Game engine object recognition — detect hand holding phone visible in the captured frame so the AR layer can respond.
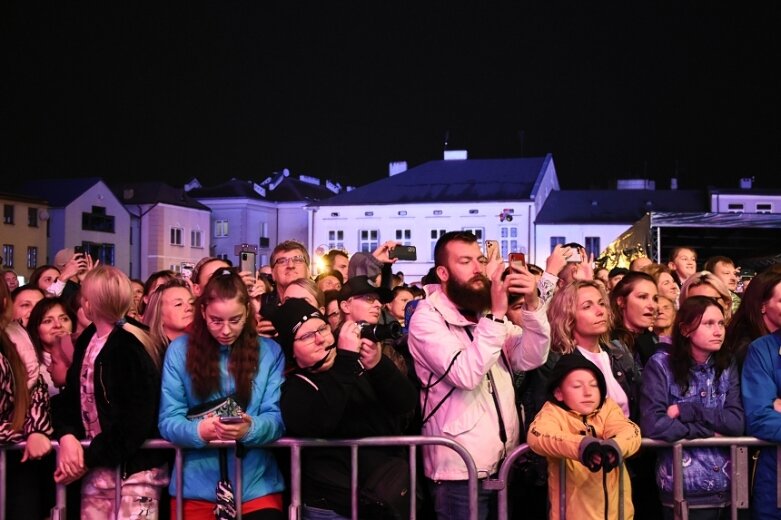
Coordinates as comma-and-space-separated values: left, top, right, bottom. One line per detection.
509, 252, 526, 271
219, 416, 244, 424
388, 246, 417, 261
484, 240, 500, 262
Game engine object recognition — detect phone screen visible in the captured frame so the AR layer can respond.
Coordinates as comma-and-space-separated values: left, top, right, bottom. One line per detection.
509, 252, 526, 271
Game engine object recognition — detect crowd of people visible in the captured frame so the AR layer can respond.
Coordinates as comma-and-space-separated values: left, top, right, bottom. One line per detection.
1, 236, 781, 520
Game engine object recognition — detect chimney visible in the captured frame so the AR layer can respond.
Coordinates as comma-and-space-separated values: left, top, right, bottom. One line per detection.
670, 178, 678, 190
740, 177, 754, 189
389, 161, 408, 176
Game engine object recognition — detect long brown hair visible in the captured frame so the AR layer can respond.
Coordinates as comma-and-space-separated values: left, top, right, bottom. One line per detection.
187, 269, 259, 406
670, 296, 730, 393
0, 280, 29, 431
724, 266, 781, 364
610, 271, 657, 352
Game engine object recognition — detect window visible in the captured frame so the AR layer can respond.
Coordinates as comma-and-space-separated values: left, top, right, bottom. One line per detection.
757, 203, 772, 214
82, 206, 115, 233
3, 205, 14, 225
191, 229, 203, 248
395, 229, 412, 245
585, 237, 601, 258
499, 226, 519, 259
170, 227, 184, 246
27, 246, 38, 269
2, 244, 13, 268
727, 203, 744, 213
461, 227, 484, 250
215, 220, 229, 238
28, 208, 38, 227
550, 236, 566, 252
430, 229, 446, 261
327, 230, 345, 249
84, 243, 115, 266
358, 229, 379, 253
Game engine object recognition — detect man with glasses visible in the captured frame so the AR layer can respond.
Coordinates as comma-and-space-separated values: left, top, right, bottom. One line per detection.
338, 275, 392, 330
268, 240, 311, 301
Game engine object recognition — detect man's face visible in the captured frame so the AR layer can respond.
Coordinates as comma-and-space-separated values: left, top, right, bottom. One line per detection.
713, 261, 738, 291
332, 254, 349, 281
272, 249, 310, 293
438, 240, 491, 314
340, 293, 382, 324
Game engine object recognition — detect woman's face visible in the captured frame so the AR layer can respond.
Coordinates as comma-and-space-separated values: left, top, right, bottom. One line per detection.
687, 305, 725, 362
36, 268, 60, 292
161, 286, 194, 339
762, 282, 781, 332
282, 285, 320, 311
387, 289, 414, 321
4, 272, 19, 291
13, 288, 44, 327
657, 272, 680, 302
38, 304, 73, 349
292, 318, 335, 372
573, 286, 609, 345
325, 299, 342, 330
202, 296, 247, 345
131, 281, 144, 308
620, 280, 658, 333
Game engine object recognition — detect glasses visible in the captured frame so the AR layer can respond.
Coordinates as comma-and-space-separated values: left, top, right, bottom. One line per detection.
351, 294, 380, 304
273, 255, 307, 268
326, 311, 341, 320
206, 315, 247, 329
294, 324, 332, 344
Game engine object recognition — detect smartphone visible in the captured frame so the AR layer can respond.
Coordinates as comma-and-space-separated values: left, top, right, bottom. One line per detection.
239, 251, 256, 274
567, 251, 583, 263
180, 262, 195, 281
509, 252, 526, 271
484, 240, 500, 262
219, 416, 244, 424
73, 245, 84, 255
389, 246, 417, 261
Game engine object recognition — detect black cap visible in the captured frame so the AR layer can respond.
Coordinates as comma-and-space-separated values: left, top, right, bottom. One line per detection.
546, 354, 607, 411
338, 275, 392, 303
267, 298, 326, 364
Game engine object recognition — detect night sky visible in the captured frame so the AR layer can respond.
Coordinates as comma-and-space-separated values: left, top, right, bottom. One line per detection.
3, 4, 781, 191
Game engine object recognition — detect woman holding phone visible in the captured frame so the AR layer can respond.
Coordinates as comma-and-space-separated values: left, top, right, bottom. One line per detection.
158, 268, 286, 519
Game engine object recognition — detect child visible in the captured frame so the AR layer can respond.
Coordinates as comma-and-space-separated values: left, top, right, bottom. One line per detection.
528, 354, 641, 520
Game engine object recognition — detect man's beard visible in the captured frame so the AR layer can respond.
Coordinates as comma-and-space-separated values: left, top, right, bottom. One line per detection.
446, 274, 492, 314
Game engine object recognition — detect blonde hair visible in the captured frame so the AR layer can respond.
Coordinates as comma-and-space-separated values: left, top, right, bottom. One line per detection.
82, 266, 163, 369
680, 271, 733, 322
142, 278, 192, 351
547, 280, 613, 355
286, 277, 325, 308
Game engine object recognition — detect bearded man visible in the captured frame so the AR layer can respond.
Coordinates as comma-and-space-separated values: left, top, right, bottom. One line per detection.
408, 231, 550, 520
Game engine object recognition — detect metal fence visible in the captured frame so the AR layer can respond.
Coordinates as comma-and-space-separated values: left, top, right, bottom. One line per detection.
0, 435, 478, 520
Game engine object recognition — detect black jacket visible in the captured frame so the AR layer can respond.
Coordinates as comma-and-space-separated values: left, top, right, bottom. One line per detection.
53, 323, 166, 477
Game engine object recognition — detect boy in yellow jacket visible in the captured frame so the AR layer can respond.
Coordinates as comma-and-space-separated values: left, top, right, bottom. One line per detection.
528, 354, 641, 520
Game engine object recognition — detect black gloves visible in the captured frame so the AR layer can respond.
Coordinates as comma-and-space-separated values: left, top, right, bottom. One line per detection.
579, 437, 622, 473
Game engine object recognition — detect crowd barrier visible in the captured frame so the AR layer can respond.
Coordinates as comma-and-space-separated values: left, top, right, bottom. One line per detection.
0, 435, 478, 520
1, 435, 777, 520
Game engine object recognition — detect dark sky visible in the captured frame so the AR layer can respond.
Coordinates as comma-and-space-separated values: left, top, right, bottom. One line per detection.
3, 4, 781, 191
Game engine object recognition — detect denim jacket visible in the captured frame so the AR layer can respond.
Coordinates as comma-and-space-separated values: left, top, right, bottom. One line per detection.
639, 350, 744, 507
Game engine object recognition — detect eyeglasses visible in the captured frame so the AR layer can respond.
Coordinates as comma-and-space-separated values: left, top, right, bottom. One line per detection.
206, 315, 247, 329
326, 311, 341, 320
273, 255, 307, 268
294, 324, 332, 344
351, 294, 380, 304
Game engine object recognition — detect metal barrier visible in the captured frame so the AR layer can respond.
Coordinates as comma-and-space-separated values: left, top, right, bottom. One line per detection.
488, 437, 775, 520
1, 435, 478, 520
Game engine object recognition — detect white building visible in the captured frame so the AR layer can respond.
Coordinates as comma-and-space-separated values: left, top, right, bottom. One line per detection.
16, 178, 132, 273
308, 153, 559, 280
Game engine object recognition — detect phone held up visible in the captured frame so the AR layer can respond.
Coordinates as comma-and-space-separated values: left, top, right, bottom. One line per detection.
484, 240, 500, 262
509, 252, 526, 271
389, 246, 417, 261
240, 251, 256, 274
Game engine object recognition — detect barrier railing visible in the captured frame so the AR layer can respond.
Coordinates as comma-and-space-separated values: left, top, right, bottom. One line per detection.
1, 435, 478, 520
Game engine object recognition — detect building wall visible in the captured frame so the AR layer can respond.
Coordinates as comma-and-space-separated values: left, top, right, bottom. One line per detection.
311, 201, 536, 282
710, 193, 780, 214
535, 223, 630, 262
58, 182, 132, 274
276, 203, 310, 250
140, 203, 211, 280
0, 196, 49, 280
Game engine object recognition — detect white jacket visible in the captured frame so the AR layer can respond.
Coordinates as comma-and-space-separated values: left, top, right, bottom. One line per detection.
408, 284, 550, 480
